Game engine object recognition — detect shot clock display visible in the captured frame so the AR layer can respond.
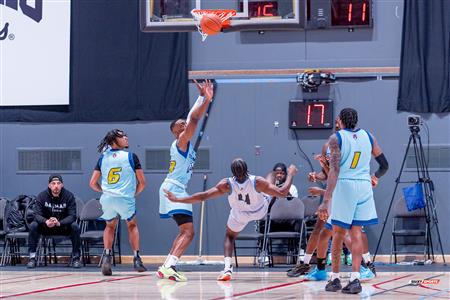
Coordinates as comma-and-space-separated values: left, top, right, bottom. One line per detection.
241, 1, 279, 18
331, 0, 371, 26
289, 100, 334, 129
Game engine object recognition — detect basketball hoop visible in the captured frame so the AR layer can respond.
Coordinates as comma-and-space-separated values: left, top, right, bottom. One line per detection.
191, 9, 236, 41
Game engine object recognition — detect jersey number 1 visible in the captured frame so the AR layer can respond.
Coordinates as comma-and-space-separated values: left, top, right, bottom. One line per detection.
108, 167, 122, 184
350, 151, 361, 169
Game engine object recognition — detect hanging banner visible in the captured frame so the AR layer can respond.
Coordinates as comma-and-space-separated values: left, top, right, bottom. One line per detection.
0, 0, 71, 106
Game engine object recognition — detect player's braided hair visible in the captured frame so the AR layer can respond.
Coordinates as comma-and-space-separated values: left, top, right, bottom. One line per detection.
339, 108, 358, 129
97, 129, 124, 153
231, 158, 249, 180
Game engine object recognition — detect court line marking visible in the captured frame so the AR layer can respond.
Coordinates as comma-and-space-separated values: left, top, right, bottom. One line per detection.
418, 288, 450, 300
370, 273, 447, 298
209, 279, 305, 300
0, 274, 149, 299
0, 274, 71, 285
0, 274, 57, 282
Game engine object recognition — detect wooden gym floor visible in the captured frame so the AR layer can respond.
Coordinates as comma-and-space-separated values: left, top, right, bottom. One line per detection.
0, 264, 449, 299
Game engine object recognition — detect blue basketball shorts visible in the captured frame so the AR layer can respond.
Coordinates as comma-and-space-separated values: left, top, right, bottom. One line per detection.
159, 179, 193, 218
330, 179, 378, 229
99, 194, 136, 221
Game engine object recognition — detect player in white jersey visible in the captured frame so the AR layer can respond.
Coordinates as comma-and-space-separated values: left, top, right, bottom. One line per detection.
165, 158, 298, 281
318, 108, 388, 294
89, 129, 147, 276
157, 79, 214, 282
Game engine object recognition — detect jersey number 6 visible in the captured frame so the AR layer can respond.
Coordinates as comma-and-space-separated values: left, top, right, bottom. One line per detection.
108, 167, 122, 184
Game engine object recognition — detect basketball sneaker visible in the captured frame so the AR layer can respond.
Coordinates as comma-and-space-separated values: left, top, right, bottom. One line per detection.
325, 278, 342, 292
133, 256, 147, 272
304, 267, 327, 281
342, 278, 362, 294
101, 254, 112, 276
345, 253, 352, 266
360, 266, 375, 282
366, 261, 377, 276
217, 269, 233, 281
156, 266, 187, 282
287, 263, 311, 277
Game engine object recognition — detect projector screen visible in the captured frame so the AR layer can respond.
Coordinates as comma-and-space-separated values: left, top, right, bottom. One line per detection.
0, 0, 71, 106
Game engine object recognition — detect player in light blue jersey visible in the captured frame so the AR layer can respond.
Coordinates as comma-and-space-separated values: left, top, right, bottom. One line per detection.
318, 108, 388, 294
89, 129, 147, 276
157, 79, 214, 282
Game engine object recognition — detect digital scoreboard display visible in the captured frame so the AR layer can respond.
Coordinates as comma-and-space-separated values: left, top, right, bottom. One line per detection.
289, 100, 334, 129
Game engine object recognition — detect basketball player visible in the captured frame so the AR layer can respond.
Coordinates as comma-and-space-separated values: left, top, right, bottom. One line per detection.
157, 79, 214, 282
164, 158, 298, 281
318, 108, 388, 294
89, 129, 147, 276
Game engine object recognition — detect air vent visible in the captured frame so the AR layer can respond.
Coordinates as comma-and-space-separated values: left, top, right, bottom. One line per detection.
406, 145, 450, 170
145, 148, 210, 172
18, 148, 81, 172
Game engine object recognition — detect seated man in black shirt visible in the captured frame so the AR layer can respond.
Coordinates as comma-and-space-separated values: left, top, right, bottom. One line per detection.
27, 174, 81, 268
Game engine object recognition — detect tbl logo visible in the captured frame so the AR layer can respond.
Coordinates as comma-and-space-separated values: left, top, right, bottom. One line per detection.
0, 0, 43, 41
0, 22, 9, 40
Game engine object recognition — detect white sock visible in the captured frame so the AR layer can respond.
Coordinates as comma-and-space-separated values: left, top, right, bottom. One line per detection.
350, 272, 361, 281
303, 254, 312, 265
163, 255, 179, 268
104, 249, 112, 255
224, 257, 233, 271
362, 252, 371, 263
30, 252, 36, 259
331, 272, 340, 280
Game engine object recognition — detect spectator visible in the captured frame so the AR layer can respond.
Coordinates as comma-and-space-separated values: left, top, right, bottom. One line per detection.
27, 174, 81, 268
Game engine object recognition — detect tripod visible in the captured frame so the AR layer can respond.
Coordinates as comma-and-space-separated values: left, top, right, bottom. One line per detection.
373, 125, 446, 264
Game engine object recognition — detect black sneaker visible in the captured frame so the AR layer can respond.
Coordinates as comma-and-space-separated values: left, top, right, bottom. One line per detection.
342, 278, 362, 294
27, 258, 36, 269
72, 257, 82, 269
287, 263, 311, 277
325, 278, 342, 292
133, 256, 147, 272
101, 254, 112, 276
366, 262, 377, 276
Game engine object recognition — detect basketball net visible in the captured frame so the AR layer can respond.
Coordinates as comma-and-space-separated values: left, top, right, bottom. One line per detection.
191, 9, 236, 41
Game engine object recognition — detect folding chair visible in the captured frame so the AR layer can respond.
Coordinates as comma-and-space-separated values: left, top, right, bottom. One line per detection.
390, 196, 427, 263
80, 198, 120, 266
266, 197, 306, 267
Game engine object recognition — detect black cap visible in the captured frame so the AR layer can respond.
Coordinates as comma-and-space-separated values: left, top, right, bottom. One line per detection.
48, 174, 63, 183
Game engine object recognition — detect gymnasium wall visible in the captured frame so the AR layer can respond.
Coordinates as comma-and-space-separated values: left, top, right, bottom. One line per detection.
0, 0, 449, 256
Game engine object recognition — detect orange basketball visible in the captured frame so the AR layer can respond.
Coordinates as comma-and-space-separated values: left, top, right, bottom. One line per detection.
200, 14, 222, 35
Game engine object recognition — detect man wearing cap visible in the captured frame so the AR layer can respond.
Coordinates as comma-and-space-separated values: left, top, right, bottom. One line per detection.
27, 174, 81, 268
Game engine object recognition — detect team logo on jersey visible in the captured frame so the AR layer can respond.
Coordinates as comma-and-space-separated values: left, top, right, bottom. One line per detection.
353, 134, 358, 140
112, 153, 117, 158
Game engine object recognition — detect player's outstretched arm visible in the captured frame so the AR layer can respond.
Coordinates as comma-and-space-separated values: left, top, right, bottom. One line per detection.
256, 165, 298, 198
165, 178, 230, 204
369, 133, 389, 187
178, 79, 214, 147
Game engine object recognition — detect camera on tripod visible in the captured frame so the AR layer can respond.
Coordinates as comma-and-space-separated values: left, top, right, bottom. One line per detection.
407, 115, 422, 127
297, 69, 336, 92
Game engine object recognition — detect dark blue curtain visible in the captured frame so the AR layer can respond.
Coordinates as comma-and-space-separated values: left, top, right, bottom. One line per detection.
397, 0, 450, 113
0, 0, 189, 122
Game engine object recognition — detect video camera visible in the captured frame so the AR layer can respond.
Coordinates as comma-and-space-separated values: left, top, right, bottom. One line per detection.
297, 69, 336, 92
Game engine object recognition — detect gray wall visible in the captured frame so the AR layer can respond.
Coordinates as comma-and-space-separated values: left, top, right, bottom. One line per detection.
1, 0, 449, 256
